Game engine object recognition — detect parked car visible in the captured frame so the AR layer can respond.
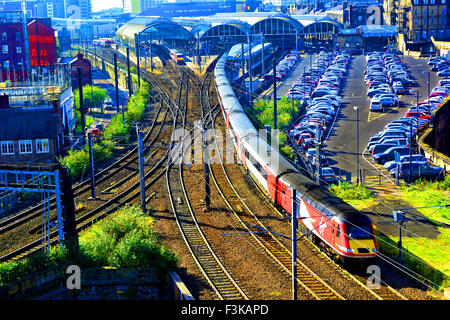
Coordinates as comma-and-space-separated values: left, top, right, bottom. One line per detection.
384, 154, 427, 171
373, 146, 410, 164
394, 163, 444, 183
321, 167, 339, 185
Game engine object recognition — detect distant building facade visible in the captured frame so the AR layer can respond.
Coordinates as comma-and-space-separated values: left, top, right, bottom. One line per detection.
384, 0, 449, 43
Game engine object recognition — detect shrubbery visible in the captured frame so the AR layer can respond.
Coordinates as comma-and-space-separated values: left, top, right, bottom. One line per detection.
0, 205, 178, 285
59, 82, 150, 179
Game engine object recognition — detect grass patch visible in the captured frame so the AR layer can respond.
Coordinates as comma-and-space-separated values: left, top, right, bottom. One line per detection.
328, 181, 375, 201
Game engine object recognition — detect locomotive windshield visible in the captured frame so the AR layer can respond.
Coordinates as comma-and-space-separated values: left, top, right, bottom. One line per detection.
346, 224, 373, 239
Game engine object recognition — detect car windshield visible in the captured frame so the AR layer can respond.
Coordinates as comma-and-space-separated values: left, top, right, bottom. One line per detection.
346, 224, 373, 240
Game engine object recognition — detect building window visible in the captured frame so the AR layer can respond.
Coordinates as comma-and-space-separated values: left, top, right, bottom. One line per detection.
430, 0, 435, 3
16, 46, 21, 54
1, 32, 6, 41
424, 18, 427, 24
36, 139, 49, 153
1, 141, 14, 155
431, 29, 437, 38
2, 45, 8, 54
19, 140, 32, 154
423, 0, 428, 4
414, 9, 418, 15
430, 8, 434, 15
430, 17, 435, 24
15, 31, 21, 41
3, 61, 9, 68
442, 0, 446, 4
413, 0, 419, 4
442, 8, 446, 14
414, 19, 419, 25
424, 9, 427, 15
422, 30, 427, 40
415, 31, 420, 40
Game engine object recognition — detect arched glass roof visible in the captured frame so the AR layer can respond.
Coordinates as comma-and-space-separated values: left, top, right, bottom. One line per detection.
200, 21, 250, 41
116, 16, 195, 42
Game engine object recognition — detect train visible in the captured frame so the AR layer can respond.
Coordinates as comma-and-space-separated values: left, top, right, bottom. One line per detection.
214, 52, 378, 264
93, 38, 114, 47
170, 49, 185, 65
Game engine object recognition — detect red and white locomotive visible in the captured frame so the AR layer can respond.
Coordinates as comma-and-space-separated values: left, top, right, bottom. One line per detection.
214, 53, 378, 263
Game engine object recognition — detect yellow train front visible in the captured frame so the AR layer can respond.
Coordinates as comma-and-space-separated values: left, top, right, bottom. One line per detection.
170, 49, 185, 65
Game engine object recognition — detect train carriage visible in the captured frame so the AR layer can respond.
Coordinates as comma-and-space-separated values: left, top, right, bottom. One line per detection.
214, 52, 378, 263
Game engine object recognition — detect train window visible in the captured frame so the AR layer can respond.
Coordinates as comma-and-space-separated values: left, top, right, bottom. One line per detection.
336, 225, 340, 238
346, 224, 372, 239
244, 148, 250, 161
282, 188, 285, 195
253, 158, 268, 179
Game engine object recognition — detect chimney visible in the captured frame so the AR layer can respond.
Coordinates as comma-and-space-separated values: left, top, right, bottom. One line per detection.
0, 94, 9, 109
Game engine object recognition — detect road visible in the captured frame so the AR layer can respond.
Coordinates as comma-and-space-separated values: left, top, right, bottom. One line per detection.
325, 54, 442, 179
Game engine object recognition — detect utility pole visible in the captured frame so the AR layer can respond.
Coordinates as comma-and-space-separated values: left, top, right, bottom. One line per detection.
114, 53, 120, 114
135, 33, 141, 89
77, 68, 86, 145
248, 34, 253, 106
88, 132, 95, 199
126, 47, 132, 98
137, 125, 146, 213
150, 33, 153, 72
261, 33, 265, 76
291, 189, 298, 301
353, 106, 359, 185
241, 42, 246, 79
316, 125, 322, 185
59, 165, 78, 257
273, 59, 277, 130
203, 129, 211, 211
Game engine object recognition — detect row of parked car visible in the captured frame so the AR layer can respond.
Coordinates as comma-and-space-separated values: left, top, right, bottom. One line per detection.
365, 52, 413, 112
263, 49, 302, 82
288, 50, 352, 185
366, 70, 449, 183
429, 55, 450, 76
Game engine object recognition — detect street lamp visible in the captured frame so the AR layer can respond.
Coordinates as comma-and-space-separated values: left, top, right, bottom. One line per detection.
422, 71, 430, 98
353, 106, 360, 185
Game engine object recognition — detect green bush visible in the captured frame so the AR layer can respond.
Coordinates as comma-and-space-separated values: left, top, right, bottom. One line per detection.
73, 85, 109, 110
79, 204, 178, 270
0, 205, 178, 285
58, 149, 90, 179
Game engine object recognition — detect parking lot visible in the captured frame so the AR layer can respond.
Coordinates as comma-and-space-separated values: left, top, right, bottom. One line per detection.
325, 54, 443, 180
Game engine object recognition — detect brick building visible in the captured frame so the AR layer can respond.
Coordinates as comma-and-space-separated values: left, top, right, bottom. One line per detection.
28, 20, 57, 68
0, 11, 58, 83
0, 99, 65, 164
0, 11, 28, 82
70, 53, 92, 90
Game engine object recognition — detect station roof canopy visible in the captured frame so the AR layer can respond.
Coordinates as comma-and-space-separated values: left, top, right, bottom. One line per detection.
357, 25, 397, 37
116, 16, 195, 41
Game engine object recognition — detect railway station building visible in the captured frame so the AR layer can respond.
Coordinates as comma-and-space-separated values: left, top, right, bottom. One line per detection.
114, 12, 343, 56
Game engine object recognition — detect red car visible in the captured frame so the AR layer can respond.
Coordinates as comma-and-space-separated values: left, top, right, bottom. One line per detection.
91, 128, 101, 136
406, 111, 431, 119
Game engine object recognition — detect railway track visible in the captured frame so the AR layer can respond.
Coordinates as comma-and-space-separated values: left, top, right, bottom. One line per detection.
0, 64, 186, 262
166, 69, 249, 300
197, 59, 409, 300
0, 99, 167, 234
199, 71, 344, 300
244, 147, 409, 300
